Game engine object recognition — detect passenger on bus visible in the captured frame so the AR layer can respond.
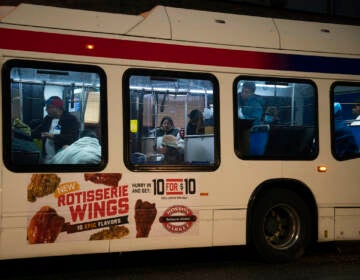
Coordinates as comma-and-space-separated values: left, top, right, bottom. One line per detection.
31, 96, 80, 163
264, 106, 280, 124
11, 118, 41, 164
204, 104, 214, 126
159, 134, 184, 164
238, 81, 264, 124
47, 129, 101, 164
350, 102, 360, 126
187, 109, 205, 135
333, 102, 358, 158
153, 116, 184, 149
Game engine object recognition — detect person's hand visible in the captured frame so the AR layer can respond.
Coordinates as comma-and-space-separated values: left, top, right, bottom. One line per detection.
41, 132, 54, 139
157, 146, 166, 154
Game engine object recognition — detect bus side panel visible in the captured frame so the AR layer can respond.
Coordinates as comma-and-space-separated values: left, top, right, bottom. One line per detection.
110, 210, 214, 252
213, 209, 246, 246
318, 207, 335, 241
1, 228, 109, 259
335, 208, 360, 240
0, 171, 111, 259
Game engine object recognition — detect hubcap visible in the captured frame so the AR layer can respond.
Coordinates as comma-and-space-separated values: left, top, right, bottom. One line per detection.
263, 203, 300, 250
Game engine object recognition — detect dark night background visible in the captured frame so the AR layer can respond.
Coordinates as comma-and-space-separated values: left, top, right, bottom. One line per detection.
1, 0, 360, 24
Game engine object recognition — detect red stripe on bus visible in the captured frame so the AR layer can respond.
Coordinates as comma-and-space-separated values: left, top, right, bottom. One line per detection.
0, 27, 274, 69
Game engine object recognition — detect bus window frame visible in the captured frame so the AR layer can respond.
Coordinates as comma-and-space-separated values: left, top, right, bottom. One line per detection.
1, 59, 108, 172
330, 81, 360, 161
233, 76, 319, 160
122, 68, 221, 172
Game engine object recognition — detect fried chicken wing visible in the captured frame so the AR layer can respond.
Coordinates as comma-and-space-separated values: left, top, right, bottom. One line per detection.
27, 206, 65, 244
84, 173, 122, 186
27, 174, 61, 202
134, 199, 157, 238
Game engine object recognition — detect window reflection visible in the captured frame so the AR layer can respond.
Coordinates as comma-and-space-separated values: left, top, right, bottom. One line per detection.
235, 79, 318, 159
8, 62, 104, 167
126, 72, 218, 168
332, 84, 360, 160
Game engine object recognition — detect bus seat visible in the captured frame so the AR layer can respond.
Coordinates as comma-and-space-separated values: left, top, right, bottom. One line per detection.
249, 125, 269, 156
11, 135, 41, 164
131, 152, 147, 164
12, 151, 40, 165
299, 126, 316, 154
184, 135, 214, 164
264, 126, 313, 157
350, 125, 360, 147
84, 123, 100, 138
141, 137, 156, 154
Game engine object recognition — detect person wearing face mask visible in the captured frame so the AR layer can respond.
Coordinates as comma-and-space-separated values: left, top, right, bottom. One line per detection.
264, 106, 280, 124
31, 96, 80, 163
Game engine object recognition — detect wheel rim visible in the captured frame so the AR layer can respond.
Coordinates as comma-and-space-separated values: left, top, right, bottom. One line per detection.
263, 203, 300, 250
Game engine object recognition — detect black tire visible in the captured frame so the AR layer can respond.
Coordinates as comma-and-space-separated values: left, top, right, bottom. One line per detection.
249, 188, 312, 263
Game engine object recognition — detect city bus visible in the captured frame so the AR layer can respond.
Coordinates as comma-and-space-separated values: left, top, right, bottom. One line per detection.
0, 3, 359, 263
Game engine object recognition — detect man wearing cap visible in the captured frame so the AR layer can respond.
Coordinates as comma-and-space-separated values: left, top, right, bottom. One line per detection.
32, 96, 80, 163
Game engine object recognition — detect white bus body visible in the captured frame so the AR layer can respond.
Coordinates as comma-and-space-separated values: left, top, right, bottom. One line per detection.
0, 3, 359, 262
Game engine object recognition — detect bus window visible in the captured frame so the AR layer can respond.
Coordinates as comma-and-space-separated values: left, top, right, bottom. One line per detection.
331, 83, 360, 160
2, 60, 107, 172
123, 69, 220, 171
234, 78, 318, 160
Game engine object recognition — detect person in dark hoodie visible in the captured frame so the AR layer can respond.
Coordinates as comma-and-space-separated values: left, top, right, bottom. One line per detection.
32, 96, 80, 163
186, 109, 205, 135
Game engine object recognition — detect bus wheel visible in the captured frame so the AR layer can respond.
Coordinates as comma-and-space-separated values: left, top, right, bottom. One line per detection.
250, 188, 312, 263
